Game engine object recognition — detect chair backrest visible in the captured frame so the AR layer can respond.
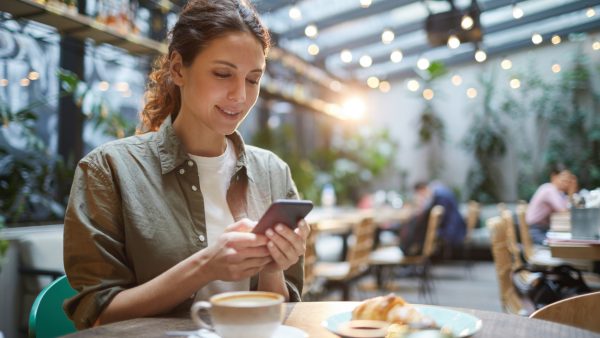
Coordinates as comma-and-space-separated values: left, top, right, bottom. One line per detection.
516, 203, 534, 261
487, 216, 532, 316
29, 275, 77, 338
530, 291, 600, 333
422, 205, 444, 258
346, 217, 376, 278
464, 201, 480, 242
302, 224, 319, 295
500, 209, 526, 268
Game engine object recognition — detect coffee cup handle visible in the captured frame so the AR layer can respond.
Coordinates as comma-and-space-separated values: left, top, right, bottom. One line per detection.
191, 301, 213, 330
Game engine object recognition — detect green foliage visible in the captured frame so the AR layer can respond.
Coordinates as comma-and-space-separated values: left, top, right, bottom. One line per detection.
0, 70, 136, 224
543, 54, 600, 189
499, 51, 600, 198
462, 71, 507, 203
252, 123, 399, 205
312, 128, 398, 204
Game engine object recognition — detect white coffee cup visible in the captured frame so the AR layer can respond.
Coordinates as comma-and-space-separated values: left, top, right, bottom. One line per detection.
190, 291, 284, 338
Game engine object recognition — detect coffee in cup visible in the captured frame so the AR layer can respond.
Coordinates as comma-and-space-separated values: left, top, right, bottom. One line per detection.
191, 291, 284, 338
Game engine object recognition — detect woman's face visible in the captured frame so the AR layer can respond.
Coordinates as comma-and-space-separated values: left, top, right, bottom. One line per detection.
173, 31, 265, 136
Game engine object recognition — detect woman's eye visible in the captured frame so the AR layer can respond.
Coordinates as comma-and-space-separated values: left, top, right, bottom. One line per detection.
247, 78, 260, 85
213, 72, 230, 78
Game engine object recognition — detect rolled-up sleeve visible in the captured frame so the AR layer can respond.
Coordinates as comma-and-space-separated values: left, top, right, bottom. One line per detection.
63, 152, 134, 329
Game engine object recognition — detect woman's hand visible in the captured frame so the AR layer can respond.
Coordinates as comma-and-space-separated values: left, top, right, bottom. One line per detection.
199, 218, 272, 281
262, 219, 311, 272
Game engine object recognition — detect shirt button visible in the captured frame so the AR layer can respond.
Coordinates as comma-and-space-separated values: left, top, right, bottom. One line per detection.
188, 160, 194, 167
179, 168, 185, 175
198, 234, 205, 242
192, 185, 198, 191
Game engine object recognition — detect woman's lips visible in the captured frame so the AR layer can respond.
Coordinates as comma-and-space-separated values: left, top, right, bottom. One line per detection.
216, 105, 241, 116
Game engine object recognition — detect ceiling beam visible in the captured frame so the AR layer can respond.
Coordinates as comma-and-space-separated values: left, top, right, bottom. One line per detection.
254, 0, 290, 14
312, 0, 531, 62
278, 0, 420, 40
382, 16, 600, 81
342, 0, 598, 71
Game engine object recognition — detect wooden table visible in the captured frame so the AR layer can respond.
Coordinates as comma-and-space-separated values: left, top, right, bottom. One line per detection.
549, 240, 600, 260
63, 301, 599, 338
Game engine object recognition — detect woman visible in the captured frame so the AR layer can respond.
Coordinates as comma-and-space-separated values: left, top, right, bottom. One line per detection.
526, 164, 576, 244
63, 0, 309, 329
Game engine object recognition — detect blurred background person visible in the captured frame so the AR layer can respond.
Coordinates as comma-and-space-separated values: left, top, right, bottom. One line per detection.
401, 181, 466, 257
526, 163, 577, 244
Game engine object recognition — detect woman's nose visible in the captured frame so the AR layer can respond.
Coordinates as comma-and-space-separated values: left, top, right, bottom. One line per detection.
227, 79, 246, 103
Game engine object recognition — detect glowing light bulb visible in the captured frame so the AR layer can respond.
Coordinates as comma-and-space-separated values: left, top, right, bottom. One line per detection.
510, 78, 521, 89
513, 4, 524, 19
423, 88, 434, 100
307, 43, 319, 55
417, 57, 430, 70
305, 24, 318, 38
340, 49, 353, 63
551, 35, 561, 45
390, 50, 403, 63
451, 75, 462, 86
381, 29, 395, 44
501, 58, 512, 70
532, 33, 543, 45
466, 87, 477, 98
367, 76, 380, 89
475, 49, 487, 62
359, 55, 373, 68
407, 79, 420, 92
551, 64, 561, 73
447, 34, 461, 49
288, 5, 301, 20
379, 81, 391, 93
461, 15, 474, 30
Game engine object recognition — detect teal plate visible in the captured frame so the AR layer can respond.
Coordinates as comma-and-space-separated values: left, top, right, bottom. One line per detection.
322, 305, 482, 338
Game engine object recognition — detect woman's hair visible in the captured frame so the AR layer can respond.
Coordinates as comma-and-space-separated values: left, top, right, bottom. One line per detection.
139, 0, 271, 132
549, 163, 569, 176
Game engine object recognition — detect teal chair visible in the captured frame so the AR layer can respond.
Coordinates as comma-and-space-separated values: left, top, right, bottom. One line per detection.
29, 275, 77, 338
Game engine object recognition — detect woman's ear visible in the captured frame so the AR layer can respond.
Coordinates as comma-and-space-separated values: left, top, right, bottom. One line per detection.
170, 51, 184, 87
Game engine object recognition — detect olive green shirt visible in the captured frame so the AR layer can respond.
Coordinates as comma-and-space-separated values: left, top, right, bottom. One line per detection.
63, 117, 304, 329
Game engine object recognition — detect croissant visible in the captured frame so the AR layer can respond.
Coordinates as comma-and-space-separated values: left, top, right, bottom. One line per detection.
352, 294, 436, 329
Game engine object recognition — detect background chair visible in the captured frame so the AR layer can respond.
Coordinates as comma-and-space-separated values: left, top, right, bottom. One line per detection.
301, 225, 321, 300
29, 275, 76, 338
369, 205, 444, 302
487, 216, 534, 316
462, 200, 480, 271
530, 290, 600, 333
313, 217, 376, 300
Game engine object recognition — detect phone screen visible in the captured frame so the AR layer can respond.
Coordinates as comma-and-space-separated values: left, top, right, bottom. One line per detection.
252, 199, 313, 234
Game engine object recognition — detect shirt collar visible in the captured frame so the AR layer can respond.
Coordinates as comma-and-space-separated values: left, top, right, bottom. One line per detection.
156, 115, 253, 181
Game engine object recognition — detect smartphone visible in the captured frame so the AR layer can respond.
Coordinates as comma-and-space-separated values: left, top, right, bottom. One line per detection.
252, 199, 313, 234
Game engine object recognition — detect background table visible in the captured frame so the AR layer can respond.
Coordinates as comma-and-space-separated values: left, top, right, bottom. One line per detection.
64, 301, 599, 338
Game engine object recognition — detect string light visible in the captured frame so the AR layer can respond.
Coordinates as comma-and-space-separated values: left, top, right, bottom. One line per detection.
340, 50, 353, 63
586, 8, 596, 18
551, 35, 561, 45
501, 58, 512, 70
115, 81, 129, 92
360, 0, 372, 8
510, 78, 521, 89
304, 24, 318, 38
422, 88, 434, 100
367, 76, 380, 89
390, 50, 403, 63
0, 79, 8, 86
592, 41, 600, 50
359, 55, 373, 68
475, 49, 487, 62
288, 5, 302, 20
551, 64, 561, 73
307, 43, 320, 56
451, 75, 462, 86
512, 4, 524, 19
381, 29, 395, 44
461, 15, 474, 30
98, 81, 110, 91
379, 81, 391, 93
466, 87, 477, 98
417, 57, 430, 70
447, 34, 461, 49
407, 79, 420, 92
28, 71, 40, 80
20, 78, 30, 87
532, 33, 543, 45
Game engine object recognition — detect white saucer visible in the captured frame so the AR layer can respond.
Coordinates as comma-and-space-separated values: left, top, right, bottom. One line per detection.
195, 325, 307, 338
273, 325, 309, 338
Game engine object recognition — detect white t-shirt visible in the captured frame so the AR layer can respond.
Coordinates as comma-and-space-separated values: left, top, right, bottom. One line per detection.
189, 138, 249, 300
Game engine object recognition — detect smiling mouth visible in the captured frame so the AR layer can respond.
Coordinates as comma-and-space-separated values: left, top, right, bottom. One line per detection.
216, 105, 241, 116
